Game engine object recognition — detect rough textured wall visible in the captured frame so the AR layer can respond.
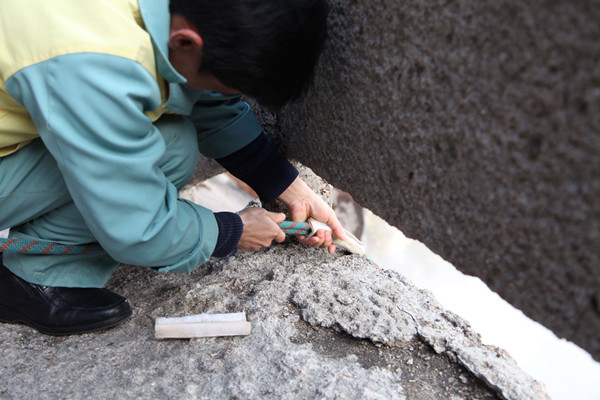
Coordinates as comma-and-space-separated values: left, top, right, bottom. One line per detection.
264, 0, 600, 358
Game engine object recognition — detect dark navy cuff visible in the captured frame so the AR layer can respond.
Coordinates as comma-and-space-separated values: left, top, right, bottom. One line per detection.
215, 133, 299, 202
212, 212, 243, 257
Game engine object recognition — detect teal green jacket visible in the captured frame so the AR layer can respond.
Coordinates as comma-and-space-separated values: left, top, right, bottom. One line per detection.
0, 0, 268, 272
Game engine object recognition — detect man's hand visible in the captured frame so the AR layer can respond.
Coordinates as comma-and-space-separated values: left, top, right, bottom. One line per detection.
278, 177, 346, 254
237, 208, 286, 251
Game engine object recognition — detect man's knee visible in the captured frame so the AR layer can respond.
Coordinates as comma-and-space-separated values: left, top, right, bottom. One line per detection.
154, 115, 199, 189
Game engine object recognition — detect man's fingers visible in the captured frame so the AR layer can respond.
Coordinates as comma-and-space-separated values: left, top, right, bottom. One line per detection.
327, 214, 346, 241
324, 230, 332, 245
309, 233, 325, 248
265, 211, 286, 243
237, 208, 287, 252
267, 212, 286, 224
296, 235, 313, 246
275, 229, 286, 243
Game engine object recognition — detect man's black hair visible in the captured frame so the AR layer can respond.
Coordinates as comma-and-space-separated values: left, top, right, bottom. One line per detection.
170, 0, 329, 108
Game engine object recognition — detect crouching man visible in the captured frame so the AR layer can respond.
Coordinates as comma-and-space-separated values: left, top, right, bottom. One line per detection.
0, 0, 343, 335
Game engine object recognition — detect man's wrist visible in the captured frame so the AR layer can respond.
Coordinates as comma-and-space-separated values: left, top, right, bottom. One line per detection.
278, 176, 309, 206
212, 212, 244, 257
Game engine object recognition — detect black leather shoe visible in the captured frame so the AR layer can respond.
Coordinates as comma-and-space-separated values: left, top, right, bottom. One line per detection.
0, 256, 132, 335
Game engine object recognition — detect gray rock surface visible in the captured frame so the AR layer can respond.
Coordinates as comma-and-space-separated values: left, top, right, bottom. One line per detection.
240, 0, 600, 359
0, 241, 548, 399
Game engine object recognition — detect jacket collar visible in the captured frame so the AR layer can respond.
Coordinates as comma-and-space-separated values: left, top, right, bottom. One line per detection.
138, 0, 186, 84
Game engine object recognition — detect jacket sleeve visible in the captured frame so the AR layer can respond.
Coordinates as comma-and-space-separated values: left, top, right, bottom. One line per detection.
215, 133, 299, 202
5, 53, 219, 272
187, 91, 298, 202
187, 90, 263, 159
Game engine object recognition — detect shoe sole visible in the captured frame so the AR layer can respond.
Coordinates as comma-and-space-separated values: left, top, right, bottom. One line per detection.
0, 303, 133, 335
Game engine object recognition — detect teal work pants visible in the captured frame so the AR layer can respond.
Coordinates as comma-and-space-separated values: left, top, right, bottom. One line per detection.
0, 115, 199, 288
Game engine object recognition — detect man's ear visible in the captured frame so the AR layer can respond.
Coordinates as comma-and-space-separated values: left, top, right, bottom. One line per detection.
168, 28, 204, 50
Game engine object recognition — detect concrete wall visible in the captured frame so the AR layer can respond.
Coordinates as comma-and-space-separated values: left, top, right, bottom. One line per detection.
263, 0, 600, 359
